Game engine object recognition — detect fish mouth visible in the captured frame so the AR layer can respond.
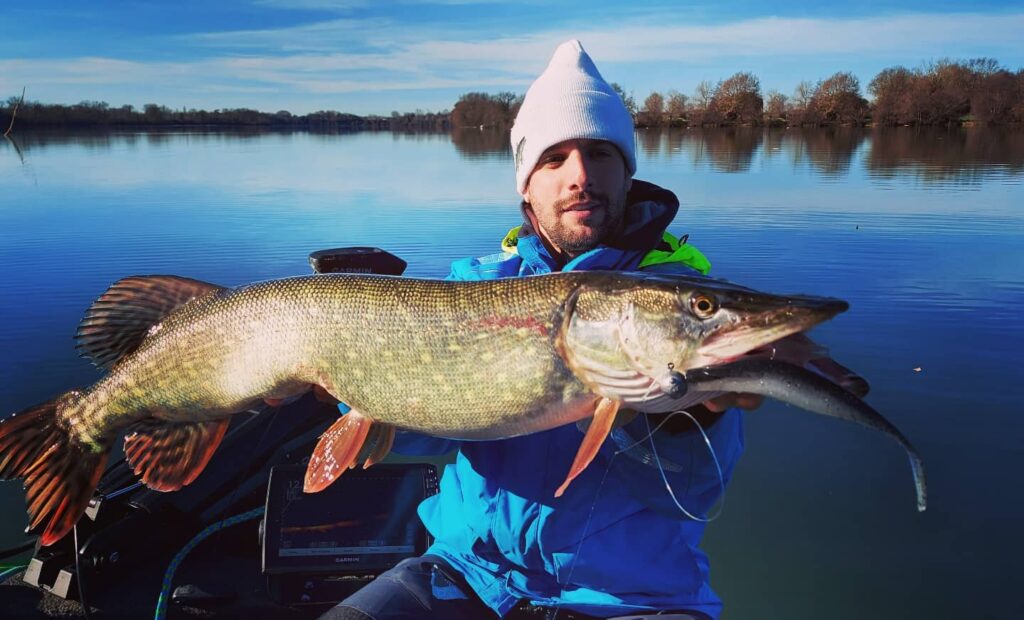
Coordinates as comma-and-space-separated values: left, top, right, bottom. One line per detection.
697, 294, 848, 364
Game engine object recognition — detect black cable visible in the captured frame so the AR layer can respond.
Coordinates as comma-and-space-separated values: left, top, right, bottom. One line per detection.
73, 524, 94, 620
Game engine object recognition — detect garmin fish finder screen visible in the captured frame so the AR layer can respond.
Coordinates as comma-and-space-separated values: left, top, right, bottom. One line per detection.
264, 465, 434, 574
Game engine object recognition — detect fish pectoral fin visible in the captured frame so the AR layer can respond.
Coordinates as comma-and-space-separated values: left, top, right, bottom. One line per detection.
556, 397, 620, 498
355, 423, 395, 469
304, 409, 374, 493
123, 417, 230, 492
575, 406, 637, 433
76, 275, 225, 370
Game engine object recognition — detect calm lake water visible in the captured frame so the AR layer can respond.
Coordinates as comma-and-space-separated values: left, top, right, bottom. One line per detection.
1, 127, 1022, 619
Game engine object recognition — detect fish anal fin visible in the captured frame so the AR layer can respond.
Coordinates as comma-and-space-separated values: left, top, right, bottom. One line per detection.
123, 417, 230, 492
304, 410, 373, 493
556, 397, 620, 497
76, 275, 224, 369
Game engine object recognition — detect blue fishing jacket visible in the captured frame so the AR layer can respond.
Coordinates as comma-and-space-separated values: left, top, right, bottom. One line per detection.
387, 181, 745, 618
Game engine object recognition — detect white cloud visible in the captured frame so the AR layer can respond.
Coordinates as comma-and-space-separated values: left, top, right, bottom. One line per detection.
253, 0, 370, 9
1, 11, 1020, 109
413, 12, 1024, 66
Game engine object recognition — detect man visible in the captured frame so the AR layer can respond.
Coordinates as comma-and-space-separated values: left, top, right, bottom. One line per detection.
320, 40, 758, 620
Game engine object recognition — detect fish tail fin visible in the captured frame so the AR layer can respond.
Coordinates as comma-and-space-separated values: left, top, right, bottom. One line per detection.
0, 394, 108, 546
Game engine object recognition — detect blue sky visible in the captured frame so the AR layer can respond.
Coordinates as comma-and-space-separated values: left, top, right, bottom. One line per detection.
1, 1, 1022, 115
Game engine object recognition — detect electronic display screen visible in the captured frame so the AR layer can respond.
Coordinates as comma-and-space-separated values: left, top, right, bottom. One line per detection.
262, 464, 438, 575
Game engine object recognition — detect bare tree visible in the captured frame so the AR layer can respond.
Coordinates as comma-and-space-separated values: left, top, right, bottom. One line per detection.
710, 72, 763, 124
972, 68, 1018, 123
4, 87, 25, 137
694, 80, 713, 112
665, 89, 687, 125
869, 66, 916, 125
451, 92, 519, 128
765, 89, 788, 124
810, 72, 869, 124
640, 91, 665, 126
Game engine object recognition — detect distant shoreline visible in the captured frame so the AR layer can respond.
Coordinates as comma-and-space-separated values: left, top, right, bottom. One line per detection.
6, 54, 1024, 135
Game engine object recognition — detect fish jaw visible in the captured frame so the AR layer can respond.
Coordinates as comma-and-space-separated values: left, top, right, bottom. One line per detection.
692, 293, 849, 367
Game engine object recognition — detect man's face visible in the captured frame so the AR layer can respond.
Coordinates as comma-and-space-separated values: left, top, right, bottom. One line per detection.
522, 139, 632, 258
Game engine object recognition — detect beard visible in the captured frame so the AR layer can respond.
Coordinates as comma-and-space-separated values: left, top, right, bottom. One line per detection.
539, 188, 628, 256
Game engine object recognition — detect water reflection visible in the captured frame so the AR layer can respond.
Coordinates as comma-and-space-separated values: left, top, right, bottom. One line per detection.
866, 127, 1024, 186
1, 127, 275, 152
4, 126, 1021, 189
693, 128, 763, 173
780, 127, 867, 177
450, 127, 511, 159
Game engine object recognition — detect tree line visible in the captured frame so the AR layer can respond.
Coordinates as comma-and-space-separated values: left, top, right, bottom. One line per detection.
633, 58, 1023, 127
0, 100, 451, 131
448, 58, 1023, 128
6, 58, 1020, 132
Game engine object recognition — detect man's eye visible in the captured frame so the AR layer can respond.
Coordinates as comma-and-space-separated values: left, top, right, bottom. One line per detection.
541, 156, 565, 166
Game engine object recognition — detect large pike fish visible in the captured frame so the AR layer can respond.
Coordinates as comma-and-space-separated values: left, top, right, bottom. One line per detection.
0, 271, 891, 546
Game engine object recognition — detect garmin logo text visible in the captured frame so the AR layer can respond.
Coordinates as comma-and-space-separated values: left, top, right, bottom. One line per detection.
334, 557, 360, 563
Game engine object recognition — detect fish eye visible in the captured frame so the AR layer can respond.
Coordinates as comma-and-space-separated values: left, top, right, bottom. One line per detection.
690, 294, 718, 319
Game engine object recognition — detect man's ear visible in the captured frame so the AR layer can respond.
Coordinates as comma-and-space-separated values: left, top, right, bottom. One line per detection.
519, 183, 530, 201
624, 175, 633, 192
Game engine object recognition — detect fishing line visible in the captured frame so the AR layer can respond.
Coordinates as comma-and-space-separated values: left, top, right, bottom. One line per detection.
558, 436, 618, 620
73, 524, 95, 620
639, 408, 726, 523
624, 375, 727, 523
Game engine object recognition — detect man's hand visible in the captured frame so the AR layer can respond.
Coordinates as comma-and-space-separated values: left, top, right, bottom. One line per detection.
650, 393, 764, 435
702, 393, 764, 413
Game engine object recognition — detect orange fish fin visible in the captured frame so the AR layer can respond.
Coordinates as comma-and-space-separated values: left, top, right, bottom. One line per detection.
76, 275, 225, 369
304, 409, 373, 493
358, 424, 395, 469
123, 417, 230, 492
555, 397, 619, 498
0, 394, 108, 546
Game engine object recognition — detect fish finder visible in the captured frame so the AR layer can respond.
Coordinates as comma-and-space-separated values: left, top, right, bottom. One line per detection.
260, 463, 439, 605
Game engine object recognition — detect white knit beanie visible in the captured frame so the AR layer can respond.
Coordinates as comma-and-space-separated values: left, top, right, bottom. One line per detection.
511, 40, 636, 195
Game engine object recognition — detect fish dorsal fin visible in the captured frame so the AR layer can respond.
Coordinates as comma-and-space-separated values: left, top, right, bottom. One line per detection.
123, 417, 231, 492
76, 275, 224, 369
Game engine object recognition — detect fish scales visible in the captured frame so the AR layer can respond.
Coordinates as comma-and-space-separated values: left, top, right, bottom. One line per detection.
74, 273, 597, 442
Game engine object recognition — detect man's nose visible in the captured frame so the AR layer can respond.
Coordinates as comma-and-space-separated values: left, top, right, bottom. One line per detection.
564, 149, 593, 191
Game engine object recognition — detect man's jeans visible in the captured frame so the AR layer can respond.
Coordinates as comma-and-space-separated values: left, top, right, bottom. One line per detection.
316, 555, 709, 620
